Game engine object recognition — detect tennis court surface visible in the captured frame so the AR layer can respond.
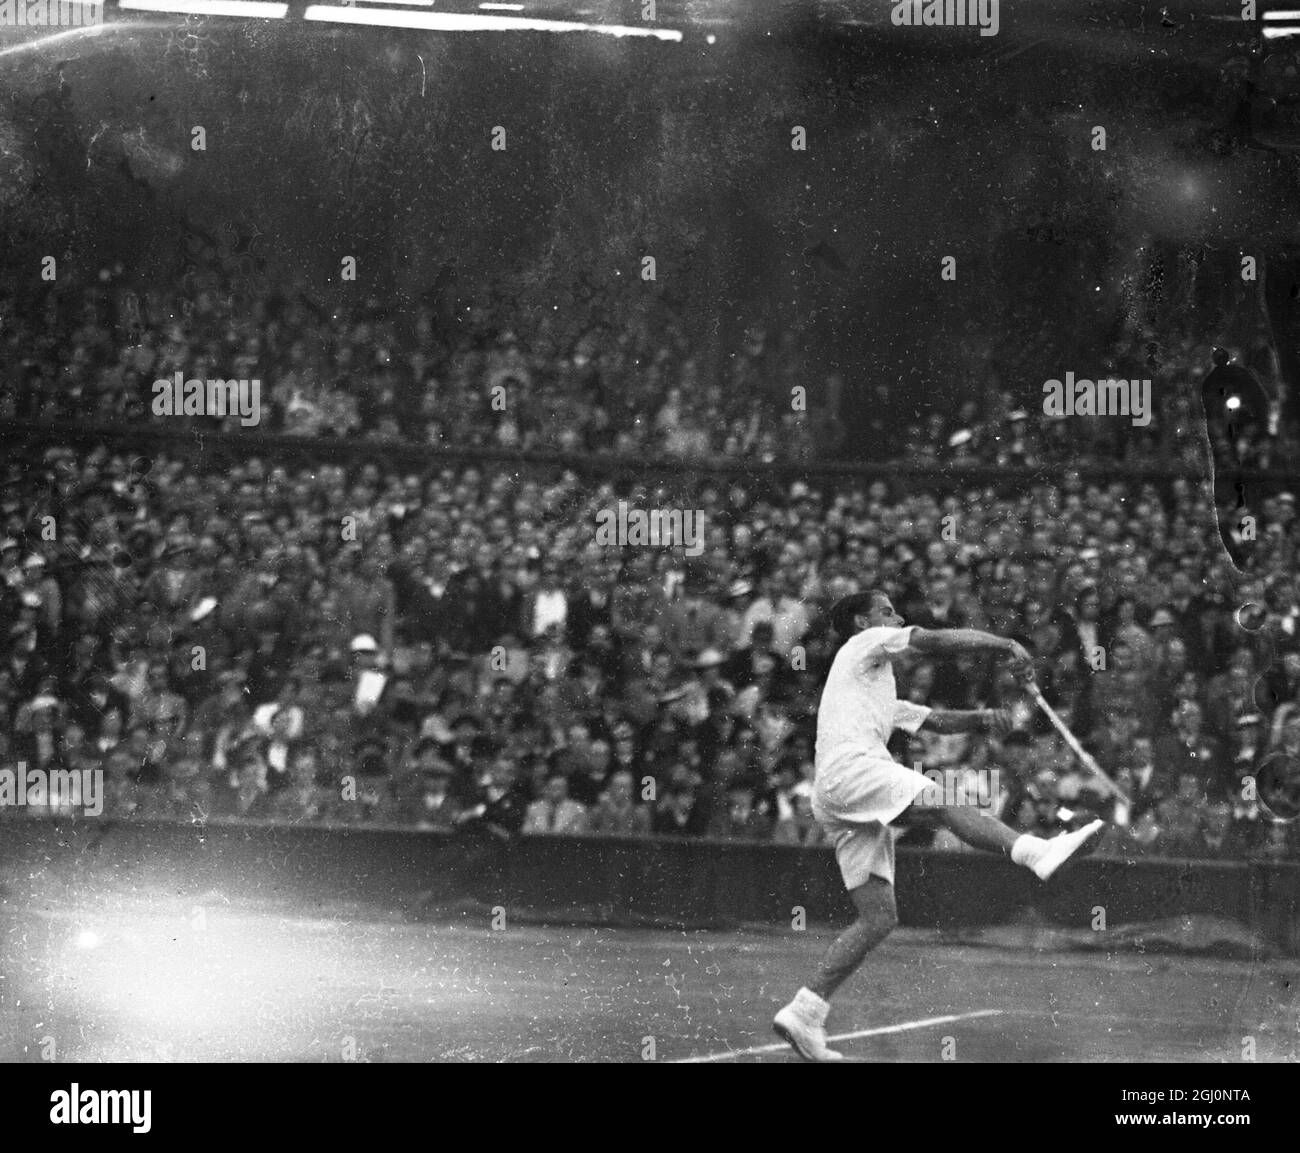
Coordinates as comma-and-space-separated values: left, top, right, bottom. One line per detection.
1, 886, 1295, 1063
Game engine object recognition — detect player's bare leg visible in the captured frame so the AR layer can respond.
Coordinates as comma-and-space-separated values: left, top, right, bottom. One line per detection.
773, 875, 896, 1061
809, 875, 897, 1000
931, 803, 1104, 881
931, 804, 1020, 852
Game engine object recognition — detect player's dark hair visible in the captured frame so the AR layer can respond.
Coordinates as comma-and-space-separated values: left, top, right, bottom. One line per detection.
829, 590, 888, 638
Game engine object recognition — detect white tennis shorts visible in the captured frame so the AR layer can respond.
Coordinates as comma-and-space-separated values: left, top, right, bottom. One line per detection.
812, 755, 931, 890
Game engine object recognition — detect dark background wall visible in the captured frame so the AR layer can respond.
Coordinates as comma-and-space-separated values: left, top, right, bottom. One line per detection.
1, 816, 1295, 953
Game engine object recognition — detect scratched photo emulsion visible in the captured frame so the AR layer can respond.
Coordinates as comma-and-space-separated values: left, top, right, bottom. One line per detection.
0, 0, 1295, 1119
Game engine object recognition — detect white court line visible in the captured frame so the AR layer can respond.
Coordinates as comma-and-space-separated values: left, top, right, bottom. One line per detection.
673, 1008, 1004, 1063
120, 0, 288, 14
303, 5, 682, 38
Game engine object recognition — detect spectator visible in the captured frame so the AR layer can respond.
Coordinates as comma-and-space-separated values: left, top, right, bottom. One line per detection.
588, 770, 651, 836
523, 774, 590, 835
772, 780, 827, 846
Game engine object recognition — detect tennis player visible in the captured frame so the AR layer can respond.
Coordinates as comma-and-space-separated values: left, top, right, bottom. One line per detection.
774, 589, 1103, 1061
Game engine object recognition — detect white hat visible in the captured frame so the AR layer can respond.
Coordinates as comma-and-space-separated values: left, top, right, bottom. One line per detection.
350, 634, 379, 653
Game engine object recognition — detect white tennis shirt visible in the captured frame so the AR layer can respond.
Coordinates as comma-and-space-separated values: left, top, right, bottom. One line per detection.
815, 625, 933, 777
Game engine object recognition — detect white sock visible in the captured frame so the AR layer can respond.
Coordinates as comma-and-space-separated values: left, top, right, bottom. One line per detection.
1010, 833, 1045, 869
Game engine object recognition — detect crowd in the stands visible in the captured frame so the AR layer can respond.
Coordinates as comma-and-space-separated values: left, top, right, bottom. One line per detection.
0, 270, 821, 462
4, 267, 1295, 470
2, 435, 1297, 858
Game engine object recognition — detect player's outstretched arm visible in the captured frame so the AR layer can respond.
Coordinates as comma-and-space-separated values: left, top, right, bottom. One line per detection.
920, 708, 1014, 736
908, 627, 1033, 676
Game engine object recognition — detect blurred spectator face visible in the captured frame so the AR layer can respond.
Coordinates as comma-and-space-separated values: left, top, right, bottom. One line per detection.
1234, 720, 1263, 758
733, 728, 758, 756
909, 664, 936, 697
728, 788, 754, 824
1163, 638, 1188, 672
543, 776, 569, 806
1130, 737, 1154, 767
1174, 701, 1203, 736
1131, 810, 1161, 845
672, 786, 697, 816
667, 763, 697, 791
237, 755, 264, 790
608, 771, 634, 804
714, 750, 742, 784
292, 750, 319, 786
488, 759, 517, 791
1032, 619, 1063, 655
589, 740, 611, 773
1174, 671, 1201, 704
792, 786, 815, 819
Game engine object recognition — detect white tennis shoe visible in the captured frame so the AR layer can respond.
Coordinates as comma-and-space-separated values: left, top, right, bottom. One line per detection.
773, 987, 844, 1062
1018, 819, 1105, 881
